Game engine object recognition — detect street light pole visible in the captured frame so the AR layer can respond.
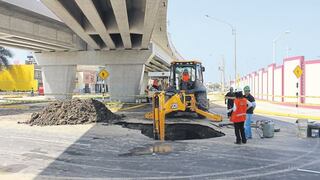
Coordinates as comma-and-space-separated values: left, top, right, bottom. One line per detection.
233, 28, 237, 84
218, 55, 226, 91
272, 30, 290, 64
205, 15, 237, 83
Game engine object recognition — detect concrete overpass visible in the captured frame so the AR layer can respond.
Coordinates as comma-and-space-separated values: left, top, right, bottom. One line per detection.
0, 0, 181, 102
0, 0, 86, 52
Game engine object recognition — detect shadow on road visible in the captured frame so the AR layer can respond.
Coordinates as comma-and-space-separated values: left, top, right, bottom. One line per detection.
33, 104, 320, 179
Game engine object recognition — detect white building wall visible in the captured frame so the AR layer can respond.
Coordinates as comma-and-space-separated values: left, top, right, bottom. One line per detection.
267, 65, 274, 101
263, 71, 268, 100
250, 73, 256, 95
249, 75, 252, 95
305, 61, 320, 104
237, 56, 320, 105
254, 74, 259, 98
274, 67, 283, 102
258, 70, 263, 99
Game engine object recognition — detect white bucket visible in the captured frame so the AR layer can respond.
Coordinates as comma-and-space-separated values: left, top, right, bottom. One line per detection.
297, 119, 308, 138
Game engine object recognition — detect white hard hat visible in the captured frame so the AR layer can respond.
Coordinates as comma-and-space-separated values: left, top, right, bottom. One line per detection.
235, 87, 242, 92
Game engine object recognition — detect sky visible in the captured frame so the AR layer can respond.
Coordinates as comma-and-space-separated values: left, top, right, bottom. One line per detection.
4, 0, 320, 83
167, 0, 320, 83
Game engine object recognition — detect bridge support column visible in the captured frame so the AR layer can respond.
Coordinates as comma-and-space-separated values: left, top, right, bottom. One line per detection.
140, 72, 149, 95
34, 50, 155, 102
106, 64, 145, 102
41, 65, 76, 99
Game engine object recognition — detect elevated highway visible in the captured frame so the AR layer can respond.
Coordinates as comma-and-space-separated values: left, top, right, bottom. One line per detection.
0, 0, 181, 101
0, 0, 85, 52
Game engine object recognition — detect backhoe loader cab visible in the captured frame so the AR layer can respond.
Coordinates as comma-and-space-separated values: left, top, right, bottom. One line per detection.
167, 61, 208, 110
169, 61, 205, 91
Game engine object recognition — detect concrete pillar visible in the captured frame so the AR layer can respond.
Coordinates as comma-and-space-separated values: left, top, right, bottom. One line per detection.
106, 64, 145, 102
33, 48, 169, 102
41, 65, 76, 99
140, 72, 149, 95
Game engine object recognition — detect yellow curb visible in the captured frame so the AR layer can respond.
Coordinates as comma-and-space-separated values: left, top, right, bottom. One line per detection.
0, 105, 29, 109
118, 103, 148, 111
255, 109, 320, 120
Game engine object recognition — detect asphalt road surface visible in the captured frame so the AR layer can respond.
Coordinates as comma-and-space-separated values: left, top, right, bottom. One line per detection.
0, 102, 319, 180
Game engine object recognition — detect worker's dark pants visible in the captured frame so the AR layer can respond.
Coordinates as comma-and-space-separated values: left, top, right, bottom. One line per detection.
234, 122, 246, 143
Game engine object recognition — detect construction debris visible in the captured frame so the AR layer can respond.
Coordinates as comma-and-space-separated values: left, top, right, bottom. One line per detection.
24, 98, 122, 126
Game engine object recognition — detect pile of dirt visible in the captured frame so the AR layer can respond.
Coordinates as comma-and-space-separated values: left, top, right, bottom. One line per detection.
25, 98, 122, 126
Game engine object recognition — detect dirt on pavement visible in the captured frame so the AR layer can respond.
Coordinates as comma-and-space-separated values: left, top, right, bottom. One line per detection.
24, 98, 122, 126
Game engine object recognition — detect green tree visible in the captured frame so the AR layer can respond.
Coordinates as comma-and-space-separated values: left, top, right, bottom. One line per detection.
0, 46, 13, 70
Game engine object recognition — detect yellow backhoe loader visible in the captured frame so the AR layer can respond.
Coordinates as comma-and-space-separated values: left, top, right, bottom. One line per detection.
145, 61, 223, 141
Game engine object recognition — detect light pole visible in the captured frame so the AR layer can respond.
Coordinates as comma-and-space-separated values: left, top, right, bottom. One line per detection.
272, 30, 290, 64
218, 56, 226, 92
205, 15, 237, 83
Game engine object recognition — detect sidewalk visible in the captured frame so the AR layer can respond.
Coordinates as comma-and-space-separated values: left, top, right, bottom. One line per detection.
254, 100, 320, 120
209, 94, 320, 121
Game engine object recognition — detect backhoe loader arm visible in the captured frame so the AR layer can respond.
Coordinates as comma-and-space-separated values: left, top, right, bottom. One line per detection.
146, 92, 222, 141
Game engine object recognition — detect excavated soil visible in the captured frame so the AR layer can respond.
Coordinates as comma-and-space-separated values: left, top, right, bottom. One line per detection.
25, 98, 122, 126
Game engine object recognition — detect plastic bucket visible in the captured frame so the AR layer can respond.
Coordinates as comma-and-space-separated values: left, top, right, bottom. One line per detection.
297, 119, 308, 138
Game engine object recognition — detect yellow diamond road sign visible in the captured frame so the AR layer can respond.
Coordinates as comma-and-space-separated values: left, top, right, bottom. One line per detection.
293, 65, 303, 79
99, 69, 109, 80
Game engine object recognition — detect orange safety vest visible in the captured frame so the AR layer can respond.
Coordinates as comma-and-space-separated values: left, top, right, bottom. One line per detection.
230, 98, 247, 123
182, 73, 190, 82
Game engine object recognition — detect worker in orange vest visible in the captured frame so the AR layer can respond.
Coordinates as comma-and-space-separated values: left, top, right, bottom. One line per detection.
180, 69, 190, 90
182, 69, 190, 82
229, 88, 253, 144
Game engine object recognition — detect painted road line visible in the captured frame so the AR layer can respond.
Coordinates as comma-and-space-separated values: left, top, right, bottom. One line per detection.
296, 168, 320, 174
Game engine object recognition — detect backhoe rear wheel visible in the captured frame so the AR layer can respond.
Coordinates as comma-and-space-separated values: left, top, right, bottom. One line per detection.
196, 92, 209, 119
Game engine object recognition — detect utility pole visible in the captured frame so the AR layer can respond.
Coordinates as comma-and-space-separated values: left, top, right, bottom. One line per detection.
218, 56, 226, 92
233, 28, 237, 84
286, 46, 291, 58
205, 15, 237, 83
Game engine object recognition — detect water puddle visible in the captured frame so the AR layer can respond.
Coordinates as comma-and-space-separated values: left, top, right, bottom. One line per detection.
119, 142, 175, 156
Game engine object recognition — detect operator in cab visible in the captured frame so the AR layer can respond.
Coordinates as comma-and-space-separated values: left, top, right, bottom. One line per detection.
180, 69, 190, 90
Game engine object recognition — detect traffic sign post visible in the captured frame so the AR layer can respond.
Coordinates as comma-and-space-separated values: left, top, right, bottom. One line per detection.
98, 69, 109, 101
293, 65, 303, 108
296, 82, 299, 108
